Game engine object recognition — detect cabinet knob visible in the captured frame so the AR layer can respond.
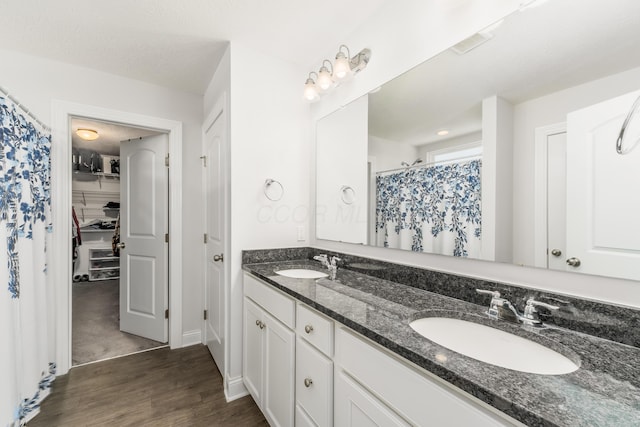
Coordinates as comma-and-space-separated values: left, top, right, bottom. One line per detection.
550, 249, 562, 257
304, 378, 313, 388
259, 321, 265, 330
255, 320, 265, 329
304, 324, 314, 334
213, 253, 224, 262
115, 242, 125, 250
566, 257, 581, 267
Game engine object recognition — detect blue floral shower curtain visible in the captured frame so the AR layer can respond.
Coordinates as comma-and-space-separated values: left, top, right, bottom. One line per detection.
0, 94, 55, 425
375, 159, 482, 257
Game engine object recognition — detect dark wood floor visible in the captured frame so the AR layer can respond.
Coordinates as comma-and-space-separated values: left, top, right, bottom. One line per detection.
29, 345, 267, 426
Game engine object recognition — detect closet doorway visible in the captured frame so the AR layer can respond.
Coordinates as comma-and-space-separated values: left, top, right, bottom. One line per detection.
71, 117, 167, 366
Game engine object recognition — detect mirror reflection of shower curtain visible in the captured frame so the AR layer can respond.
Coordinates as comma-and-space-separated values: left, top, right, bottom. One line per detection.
375, 160, 482, 257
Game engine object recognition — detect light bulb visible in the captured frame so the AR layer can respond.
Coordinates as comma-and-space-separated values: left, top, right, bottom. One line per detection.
303, 78, 319, 102
333, 52, 351, 80
317, 66, 333, 91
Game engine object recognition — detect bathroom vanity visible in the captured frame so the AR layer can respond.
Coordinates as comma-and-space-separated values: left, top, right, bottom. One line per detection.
242, 250, 640, 427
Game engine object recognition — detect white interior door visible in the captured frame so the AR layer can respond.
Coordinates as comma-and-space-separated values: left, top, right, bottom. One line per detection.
204, 107, 226, 373
119, 134, 168, 342
546, 132, 567, 271
566, 89, 640, 280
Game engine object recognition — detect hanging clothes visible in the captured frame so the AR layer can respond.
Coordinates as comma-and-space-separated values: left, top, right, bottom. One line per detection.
72, 206, 81, 260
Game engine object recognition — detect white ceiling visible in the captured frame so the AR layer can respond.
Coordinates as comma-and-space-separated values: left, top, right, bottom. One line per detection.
0, 0, 389, 95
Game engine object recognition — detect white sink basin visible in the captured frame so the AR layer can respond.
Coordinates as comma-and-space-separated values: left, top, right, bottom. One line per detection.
275, 269, 328, 279
410, 317, 579, 375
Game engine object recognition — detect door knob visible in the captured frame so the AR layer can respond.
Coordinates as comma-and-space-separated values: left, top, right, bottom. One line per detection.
550, 249, 562, 257
116, 242, 125, 249
304, 378, 313, 388
566, 257, 581, 267
213, 254, 224, 262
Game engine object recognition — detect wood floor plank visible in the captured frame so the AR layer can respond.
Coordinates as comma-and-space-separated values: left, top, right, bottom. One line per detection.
28, 345, 267, 426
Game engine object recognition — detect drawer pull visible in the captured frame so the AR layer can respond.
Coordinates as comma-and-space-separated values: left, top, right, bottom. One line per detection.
304, 324, 314, 334
304, 377, 313, 388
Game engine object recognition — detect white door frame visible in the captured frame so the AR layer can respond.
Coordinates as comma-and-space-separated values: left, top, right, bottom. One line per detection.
533, 122, 566, 268
51, 100, 183, 375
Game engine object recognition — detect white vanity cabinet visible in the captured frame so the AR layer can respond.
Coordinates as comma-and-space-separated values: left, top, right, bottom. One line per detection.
334, 327, 520, 427
243, 273, 520, 427
243, 275, 296, 427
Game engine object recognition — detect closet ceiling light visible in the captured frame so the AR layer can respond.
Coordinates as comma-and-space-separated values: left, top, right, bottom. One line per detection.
303, 44, 371, 102
76, 128, 99, 141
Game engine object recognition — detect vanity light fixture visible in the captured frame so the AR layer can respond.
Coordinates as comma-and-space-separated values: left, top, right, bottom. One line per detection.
303, 44, 371, 102
317, 60, 334, 91
76, 128, 99, 141
304, 72, 320, 102
333, 45, 352, 81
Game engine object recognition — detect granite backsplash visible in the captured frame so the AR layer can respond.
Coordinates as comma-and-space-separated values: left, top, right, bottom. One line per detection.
242, 247, 640, 348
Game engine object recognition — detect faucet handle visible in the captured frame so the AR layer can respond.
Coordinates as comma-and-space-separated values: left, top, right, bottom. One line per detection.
525, 298, 559, 312
522, 298, 559, 325
330, 256, 341, 266
476, 289, 500, 299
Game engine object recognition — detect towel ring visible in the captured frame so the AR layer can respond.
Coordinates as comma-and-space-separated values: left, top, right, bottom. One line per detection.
616, 95, 640, 155
264, 179, 284, 201
340, 185, 356, 205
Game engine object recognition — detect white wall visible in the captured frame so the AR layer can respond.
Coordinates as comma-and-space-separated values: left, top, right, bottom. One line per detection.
309, 2, 640, 309
369, 134, 417, 172
415, 131, 481, 160
512, 66, 640, 266
317, 95, 369, 244
0, 48, 205, 339
204, 41, 310, 397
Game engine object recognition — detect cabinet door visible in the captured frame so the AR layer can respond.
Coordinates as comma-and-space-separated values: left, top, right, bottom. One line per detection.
264, 312, 295, 427
335, 369, 411, 427
243, 298, 264, 404
296, 338, 333, 427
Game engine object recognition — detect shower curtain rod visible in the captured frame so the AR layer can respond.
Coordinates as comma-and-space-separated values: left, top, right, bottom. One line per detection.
0, 85, 51, 131
376, 154, 481, 175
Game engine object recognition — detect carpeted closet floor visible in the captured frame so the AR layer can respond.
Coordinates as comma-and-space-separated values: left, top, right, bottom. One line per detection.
72, 279, 165, 366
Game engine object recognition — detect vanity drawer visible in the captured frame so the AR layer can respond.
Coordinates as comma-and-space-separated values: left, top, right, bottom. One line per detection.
296, 338, 333, 427
244, 273, 295, 328
297, 303, 334, 357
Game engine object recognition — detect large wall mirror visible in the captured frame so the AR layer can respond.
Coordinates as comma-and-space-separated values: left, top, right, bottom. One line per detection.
316, 0, 640, 282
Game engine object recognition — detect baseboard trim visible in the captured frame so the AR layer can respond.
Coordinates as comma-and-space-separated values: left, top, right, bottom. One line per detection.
225, 374, 249, 402
182, 330, 202, 347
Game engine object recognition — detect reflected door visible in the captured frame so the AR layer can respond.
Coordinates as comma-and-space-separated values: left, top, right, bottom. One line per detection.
119, 134, 168, 342
566, 89, 640, 280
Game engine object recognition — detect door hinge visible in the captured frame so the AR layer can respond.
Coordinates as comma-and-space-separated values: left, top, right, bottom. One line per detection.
204, 233, 208, 244
200, 155, 207, 167
204, 310, 208, 320
165, 233, 169, 243
165, 309, 169, 319
165, 154, 170, 167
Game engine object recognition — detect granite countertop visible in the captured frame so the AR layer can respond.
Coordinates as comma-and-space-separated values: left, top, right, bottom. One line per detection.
243, 260, 640, 427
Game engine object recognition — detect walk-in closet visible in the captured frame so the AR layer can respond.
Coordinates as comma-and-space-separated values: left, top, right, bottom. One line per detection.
71, 118, 165, 366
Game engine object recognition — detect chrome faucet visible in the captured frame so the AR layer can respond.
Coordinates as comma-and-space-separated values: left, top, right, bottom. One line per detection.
476, 289, 558, 327
313, 254, 341, 280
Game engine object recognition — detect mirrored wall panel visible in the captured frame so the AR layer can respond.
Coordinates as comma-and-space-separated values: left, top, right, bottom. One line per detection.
315, 0, 640, 281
